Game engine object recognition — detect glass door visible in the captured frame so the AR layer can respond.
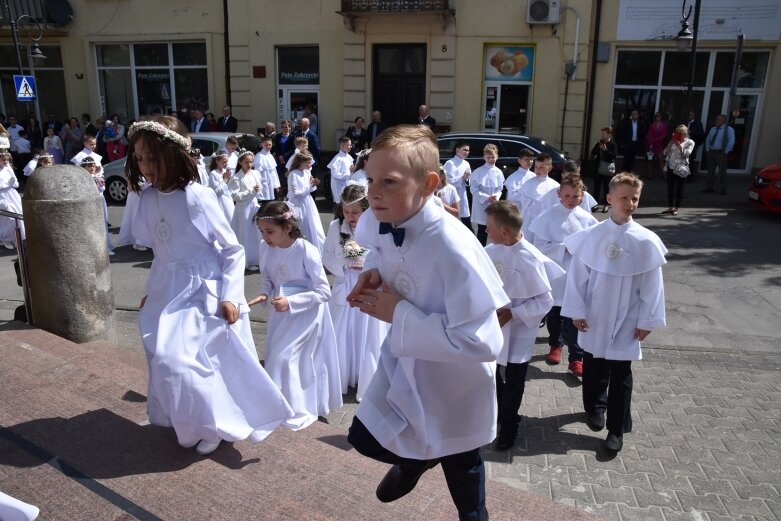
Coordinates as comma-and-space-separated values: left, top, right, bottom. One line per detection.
498, 84, 529, 134
727, 94, 759, 171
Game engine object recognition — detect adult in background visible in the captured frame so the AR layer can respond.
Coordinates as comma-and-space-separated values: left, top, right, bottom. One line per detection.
686, 110, 705, 178
26, 117, 44, 151
417, 104, 436, 129
617, 109, 644, 174
702, 114, 734, 195
44, 113, 62, 134
366, 110, 388, 147
295, 117, 320, 163
62, 117, 82, 163
661, 125, 694, 216
645, 113, 669, 180
260, 121, 276, 140
205, 112, 219, 131
303, 104, 318, 135
189, 108, 207, 133
346, 116, 368, 153
82, 113, 97, 137
218, 105, 238, 133
274, 119, 294, 198
590, 126, 617, 211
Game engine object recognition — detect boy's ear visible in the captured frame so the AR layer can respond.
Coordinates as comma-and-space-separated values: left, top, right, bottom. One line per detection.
605, 191, 614, 206
421, 171, 440, 195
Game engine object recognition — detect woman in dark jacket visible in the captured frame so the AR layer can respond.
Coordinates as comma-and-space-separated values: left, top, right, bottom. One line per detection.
345, 116, 368, 154
590, 126, 618, 211
273, 119, 295, 199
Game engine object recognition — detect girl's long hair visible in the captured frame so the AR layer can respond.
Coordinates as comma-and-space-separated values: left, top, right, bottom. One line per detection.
286, 150, 314, 178
125, 116, 197, 193
254, 201, 303, 240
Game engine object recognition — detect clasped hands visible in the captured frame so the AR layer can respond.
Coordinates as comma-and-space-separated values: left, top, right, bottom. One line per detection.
346, 268, 402, 323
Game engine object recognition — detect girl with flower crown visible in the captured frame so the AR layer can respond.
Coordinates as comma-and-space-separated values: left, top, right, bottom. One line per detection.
249, 201, 342, 429
208, 149, 234, 223
322, 184, 388, 402
285, 150, 325, 254
0, 148, 24, 250
126, 117, 293, 456
228, 149, 264, 270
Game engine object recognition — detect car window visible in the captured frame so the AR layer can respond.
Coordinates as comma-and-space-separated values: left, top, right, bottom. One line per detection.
191, 138, 218, 156
438, 138, 458, 159
499, 139, 538, 158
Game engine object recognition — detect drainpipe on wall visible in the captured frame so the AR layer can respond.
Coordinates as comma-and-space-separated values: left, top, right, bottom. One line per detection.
223, 0, 232, 107
582, 0, 602, 167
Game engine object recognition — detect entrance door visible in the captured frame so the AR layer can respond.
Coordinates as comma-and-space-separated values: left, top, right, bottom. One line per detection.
373, 44, 426, 127
278, 88, 319, 135
498, 85, 529, 134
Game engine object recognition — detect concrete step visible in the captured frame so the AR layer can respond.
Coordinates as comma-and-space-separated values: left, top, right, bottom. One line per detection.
0, 326, 604, 520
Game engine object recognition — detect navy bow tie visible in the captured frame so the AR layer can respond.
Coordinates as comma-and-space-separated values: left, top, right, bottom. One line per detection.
379, 222, 405, 247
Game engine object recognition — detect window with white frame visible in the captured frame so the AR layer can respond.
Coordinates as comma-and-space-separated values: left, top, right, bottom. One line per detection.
95, 42, 208, 120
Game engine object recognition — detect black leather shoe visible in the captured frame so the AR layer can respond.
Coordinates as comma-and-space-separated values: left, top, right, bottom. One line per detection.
376, 460, 439, 503
586, 412, 605, 432
701, 188, 715, 193
605, 432, 623, 452
492, 424, 518, 451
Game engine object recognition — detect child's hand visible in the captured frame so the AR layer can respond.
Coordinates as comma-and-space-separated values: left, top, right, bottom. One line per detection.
311, 177, 320, 186
271, 296, 289, 312
139, 295, 147, 308
634, 328, 651, 341
347, 269, 382, 306
488, 195, 498, 202
496, 308, 512, 327
253, 184, 260, 192
463, 171, 470, 180
220, 301, 239, 324
574, 319, 589, 332
353, 282, 402, 323
247, 294, 268, 307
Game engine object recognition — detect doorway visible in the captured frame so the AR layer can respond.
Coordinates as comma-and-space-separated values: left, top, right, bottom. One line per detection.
278, 88, 319, 135
372, 44, 426, 127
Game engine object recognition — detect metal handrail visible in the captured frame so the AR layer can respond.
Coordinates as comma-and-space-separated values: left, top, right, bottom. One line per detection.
0, 208, 32, 324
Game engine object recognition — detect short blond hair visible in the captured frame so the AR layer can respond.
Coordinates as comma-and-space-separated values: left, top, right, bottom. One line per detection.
370, 124, 439, 179
609, 172, 643, 192
560, 172, 586, 193
483, 143, 499, 156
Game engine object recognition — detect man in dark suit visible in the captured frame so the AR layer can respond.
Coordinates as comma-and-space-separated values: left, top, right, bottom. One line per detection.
617, 109, 645, 174
366, 110, 388, 147
418, 104, 436, 129
218, 105, 238, 133
687, 110, 706, 178
189, 108, 206, 133
81, 113, 97, 137
295, 117, 320, 163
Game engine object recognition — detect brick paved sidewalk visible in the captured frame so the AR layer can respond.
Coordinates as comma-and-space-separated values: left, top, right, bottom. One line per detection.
326, 347, 781, 521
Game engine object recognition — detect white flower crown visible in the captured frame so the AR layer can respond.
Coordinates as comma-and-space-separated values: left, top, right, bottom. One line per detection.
127, 121, 192, 150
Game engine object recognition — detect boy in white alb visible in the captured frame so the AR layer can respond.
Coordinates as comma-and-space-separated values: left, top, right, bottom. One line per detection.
225, 136, 240, 174
285, 137, 311, 170
485, 201, 564, 451
327, 136, 354, 204
562, 173, 667, 452
504, 148, 535, 212
347, 125, 508, 521
443, 141, 472, 228
518, 153, 558, 243
529, 174, 598, 376
470, 143, 504, 246
70, 135, 104, 175
537, 160, 598, 214
254, 135, 281, 201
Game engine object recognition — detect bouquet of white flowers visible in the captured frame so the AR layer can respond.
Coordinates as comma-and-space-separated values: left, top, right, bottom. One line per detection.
342, 239, 367, 260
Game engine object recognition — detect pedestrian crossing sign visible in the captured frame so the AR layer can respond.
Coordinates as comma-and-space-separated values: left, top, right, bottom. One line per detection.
14, 75, 37, 102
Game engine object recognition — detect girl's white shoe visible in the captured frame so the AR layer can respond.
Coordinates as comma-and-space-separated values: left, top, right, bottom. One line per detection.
195, 439, 222, 456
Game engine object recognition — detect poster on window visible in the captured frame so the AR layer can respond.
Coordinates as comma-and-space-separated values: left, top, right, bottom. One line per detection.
484, 46, 534, 82
617, 0, 781, 41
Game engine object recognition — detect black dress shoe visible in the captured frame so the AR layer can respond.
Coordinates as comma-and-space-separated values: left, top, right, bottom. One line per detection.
376, 460, 439, 503
701, 188, 715, 193
492, 424, 518, 451
586, 412, 605, 432
605, 432, 623, 452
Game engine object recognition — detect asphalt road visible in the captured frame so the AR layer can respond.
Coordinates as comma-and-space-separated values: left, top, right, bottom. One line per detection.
1, 174, 779, 354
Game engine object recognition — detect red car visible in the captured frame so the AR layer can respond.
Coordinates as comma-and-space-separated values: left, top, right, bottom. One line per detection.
748, 164, 781, 213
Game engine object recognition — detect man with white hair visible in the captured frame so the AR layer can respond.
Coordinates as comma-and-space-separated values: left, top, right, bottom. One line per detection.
295, 117, 320, 163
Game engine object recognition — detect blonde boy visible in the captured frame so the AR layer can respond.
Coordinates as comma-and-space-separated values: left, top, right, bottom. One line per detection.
469, 143, 504, 245
346, 125, 508, 521
327, 135, 354, 203
562, 173, 667, 452
517, 152, 558, 243
485, 201, 563, 451
285, 136, 311, 170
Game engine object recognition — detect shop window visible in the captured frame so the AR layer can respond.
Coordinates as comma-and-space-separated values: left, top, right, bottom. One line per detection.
611, 88, 657, 128
713, 51, 769, 88
615, 51, 661, 85
173, 43, 207, 66
99, 69, 133, 121
662, 51, 708, 87
97, 44, 130, 67
133, 44, 169, 67
174, 69, 208, 112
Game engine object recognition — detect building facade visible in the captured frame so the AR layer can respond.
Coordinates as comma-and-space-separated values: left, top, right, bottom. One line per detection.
2, 0, 779, 173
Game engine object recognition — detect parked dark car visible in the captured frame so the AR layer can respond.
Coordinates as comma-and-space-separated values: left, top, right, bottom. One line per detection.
748, 163, 781, 213
437, 132, 568, 178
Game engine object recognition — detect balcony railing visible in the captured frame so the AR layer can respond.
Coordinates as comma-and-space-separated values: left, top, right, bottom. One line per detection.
340, 0, 450, 12
0, 0, 73, 28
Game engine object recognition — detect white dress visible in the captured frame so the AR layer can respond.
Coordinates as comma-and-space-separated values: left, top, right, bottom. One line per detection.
350, 169, 368, 187
208, 168, 235, 223
133, 183, 293, 447
327, 151, 354, 203
228, 169, 263, 266
322, 219, 389, 399
286, 168, 325, 254
259, 238, 343, 430
0, 166, 24, 245
117, 180, 149, 247
443, 156, 471, 218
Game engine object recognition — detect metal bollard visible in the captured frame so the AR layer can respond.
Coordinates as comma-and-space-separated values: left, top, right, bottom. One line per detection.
22, 164, 116, 343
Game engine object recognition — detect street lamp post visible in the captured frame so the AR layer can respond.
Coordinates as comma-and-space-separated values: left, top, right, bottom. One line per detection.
676, 0, 701, 121
3, 0, 46, 121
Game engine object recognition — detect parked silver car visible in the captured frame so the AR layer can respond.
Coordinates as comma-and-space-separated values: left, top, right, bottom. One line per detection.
102, 132, 260, 203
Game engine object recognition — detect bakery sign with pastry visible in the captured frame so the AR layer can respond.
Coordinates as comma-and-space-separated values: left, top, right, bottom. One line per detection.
484, 46, 535, 82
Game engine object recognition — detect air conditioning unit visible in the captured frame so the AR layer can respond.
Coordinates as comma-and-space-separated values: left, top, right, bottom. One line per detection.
527, 0, 560, 24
